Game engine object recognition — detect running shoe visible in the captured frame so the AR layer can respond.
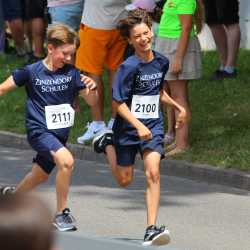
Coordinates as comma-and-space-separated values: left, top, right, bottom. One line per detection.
77, 121, 106, 144
0, 186, 15, 195
92, 129, 114, 153
143, 225, 170, 246
53, 208, 77, 232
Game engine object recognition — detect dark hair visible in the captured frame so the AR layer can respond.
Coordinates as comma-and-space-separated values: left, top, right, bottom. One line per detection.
118, 9, 152, 39
194, 0, 204, 34
0, 194, 53, 250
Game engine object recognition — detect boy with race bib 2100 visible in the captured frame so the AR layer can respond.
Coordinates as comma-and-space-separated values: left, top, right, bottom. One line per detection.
0, 24, 98, 232
92, 9, 188, 246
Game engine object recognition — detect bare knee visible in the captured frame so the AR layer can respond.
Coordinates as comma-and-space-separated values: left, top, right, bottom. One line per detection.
116, 173, 133, 187
61, 157, 74, 172
145, 169, 160, 184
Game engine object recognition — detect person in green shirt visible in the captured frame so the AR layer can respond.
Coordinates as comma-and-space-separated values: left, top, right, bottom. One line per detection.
155, 0, 203, 156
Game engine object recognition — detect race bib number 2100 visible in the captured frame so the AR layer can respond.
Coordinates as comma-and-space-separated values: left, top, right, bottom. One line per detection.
45, 104, 75, 130
131, 95, 159, 119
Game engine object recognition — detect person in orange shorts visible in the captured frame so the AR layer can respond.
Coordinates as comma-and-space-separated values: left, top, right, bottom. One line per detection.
76, 0, 129, 144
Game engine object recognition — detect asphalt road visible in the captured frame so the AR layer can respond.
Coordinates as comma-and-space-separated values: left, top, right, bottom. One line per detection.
0, 145, 249, 250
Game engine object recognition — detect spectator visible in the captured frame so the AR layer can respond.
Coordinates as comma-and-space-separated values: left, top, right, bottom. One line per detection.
2, 0, 27, 57
24, 0, 47, 62
155, 0, 203, 156
47, 0, 84, 31
0, 0, 5, 53
0, 193, 54, 250
203, 0, 241, 80
76, 0, 129, 144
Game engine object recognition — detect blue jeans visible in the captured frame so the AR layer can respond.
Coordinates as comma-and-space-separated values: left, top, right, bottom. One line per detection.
48, 1, 84, 31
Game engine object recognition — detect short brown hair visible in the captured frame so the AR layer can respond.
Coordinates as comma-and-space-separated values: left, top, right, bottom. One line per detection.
118, 9, 152, 39
47, 23, 80, 48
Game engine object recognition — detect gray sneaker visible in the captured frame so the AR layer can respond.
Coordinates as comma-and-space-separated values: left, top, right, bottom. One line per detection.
143, 225, 170, 246
53, 208, 77, 232
0, 186, 15, 195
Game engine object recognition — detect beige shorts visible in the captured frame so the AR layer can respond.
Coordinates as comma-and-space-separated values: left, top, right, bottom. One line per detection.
155, 36, 202, 81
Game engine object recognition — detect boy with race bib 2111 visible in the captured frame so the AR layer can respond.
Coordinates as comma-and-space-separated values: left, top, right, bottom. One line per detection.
0, 23, 98, 232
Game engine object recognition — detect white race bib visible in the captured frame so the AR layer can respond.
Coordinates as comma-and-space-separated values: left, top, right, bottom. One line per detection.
45, 104, 75, 130
131, 95, 159, 119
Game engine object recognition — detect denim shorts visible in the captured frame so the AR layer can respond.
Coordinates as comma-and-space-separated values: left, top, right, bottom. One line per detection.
28, 132, 67, 174
48, 1, 84, 31
115, 135, 164, 166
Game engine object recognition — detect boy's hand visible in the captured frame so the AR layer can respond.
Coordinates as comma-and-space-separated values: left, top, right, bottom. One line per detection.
80, 74, 97, 90
137, 125, 152, 141
175, 108, 188, 129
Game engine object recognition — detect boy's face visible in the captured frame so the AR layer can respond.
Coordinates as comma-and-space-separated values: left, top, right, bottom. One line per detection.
128, 23, 153, 54
48, 43, 76, 68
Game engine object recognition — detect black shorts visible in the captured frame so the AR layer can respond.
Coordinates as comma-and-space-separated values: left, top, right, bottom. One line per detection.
204, 0, 239, 25
3, 0, 24, 21
28, 132, 67, 174
24, 0, 47, 20
115, 135, 164, 166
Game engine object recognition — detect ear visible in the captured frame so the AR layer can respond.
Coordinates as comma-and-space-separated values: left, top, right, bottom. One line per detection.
47, 44, 54, 54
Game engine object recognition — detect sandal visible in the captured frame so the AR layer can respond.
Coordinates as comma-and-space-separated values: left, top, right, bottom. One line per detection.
164, 133, 175, 146
165, 147, 188, 158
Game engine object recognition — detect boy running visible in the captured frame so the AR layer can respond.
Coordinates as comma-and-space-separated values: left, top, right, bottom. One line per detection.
0, 23, 97, 232
93, 9, 187, 246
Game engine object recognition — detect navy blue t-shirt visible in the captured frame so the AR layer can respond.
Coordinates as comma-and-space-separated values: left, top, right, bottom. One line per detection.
12, 61, 85, 140
112, 51, 169, 145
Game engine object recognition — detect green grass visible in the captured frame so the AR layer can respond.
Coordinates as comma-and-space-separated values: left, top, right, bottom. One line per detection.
0, 50, 250, 171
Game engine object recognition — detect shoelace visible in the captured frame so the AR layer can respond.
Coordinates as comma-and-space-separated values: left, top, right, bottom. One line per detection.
62, 209, 76, 224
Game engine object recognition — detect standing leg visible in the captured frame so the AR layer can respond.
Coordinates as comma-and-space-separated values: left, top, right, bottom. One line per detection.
225, 23, 241, 69
142, 150, 170, 246
143, 150, 161, 226
164, 82, 175, 146
166, 80, 190, 156
51, 147, 74, 213
209, 24, 228, 67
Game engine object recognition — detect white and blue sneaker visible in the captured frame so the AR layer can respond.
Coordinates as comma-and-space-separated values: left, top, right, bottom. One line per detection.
77, 121, 106, 144
53, 208, 77, 232
143, 225, 170, 246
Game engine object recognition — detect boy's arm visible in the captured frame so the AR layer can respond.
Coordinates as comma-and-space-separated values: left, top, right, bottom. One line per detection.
0, 76, 17, 96
78, 75, 98, 107
160, 89, 188, 128
113, 101, 152, 141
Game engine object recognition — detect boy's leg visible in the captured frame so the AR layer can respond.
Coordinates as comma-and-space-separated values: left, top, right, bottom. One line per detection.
15, 163, 49, 193
143, 150, 161, 226
93, 130, 134, 187
51, 147, 74, 213
105, 145, 134, 187
142, 149, 170, 246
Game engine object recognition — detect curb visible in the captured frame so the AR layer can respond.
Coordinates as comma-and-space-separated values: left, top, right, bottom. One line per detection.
0, 130, 250, 191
